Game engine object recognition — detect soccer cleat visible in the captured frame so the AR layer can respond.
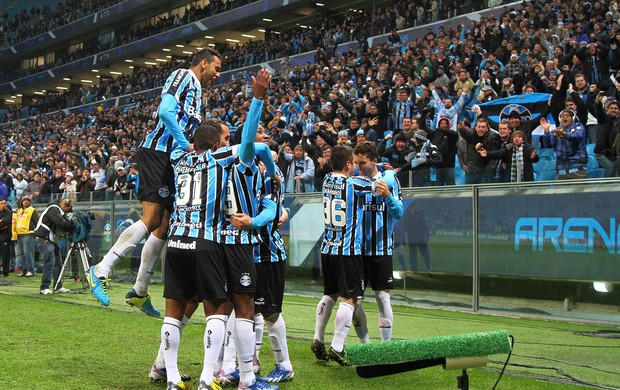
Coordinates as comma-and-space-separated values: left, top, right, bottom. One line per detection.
326, 346, 349, 366
259, 365, 294, 383
216, 369, 239, 387
25, 271, 34, 277
310, 339, 327, 361
237, 379, 280, 390
198, 380, 223, 390
87, 265, 110, 306
125, 288, 160, 317
149, 364, 191, 382
54, 287, 70, 294
253, 358, 261, 375
40, 289, 52, 295
167, 380, 191, 390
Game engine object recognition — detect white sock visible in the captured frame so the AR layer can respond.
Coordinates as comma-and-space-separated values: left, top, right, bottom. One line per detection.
213, 314, 228, 374
266, 314, 293, 371
133, 234, 165, 296
221, 310, 237, 374
254, 313, 264, 360
235, 318, 256, 387
331, 301, 354, 352
376, 290, 393, 341
314, 295, 336, 342
353, 300, 370, 343
155, 315, 188, 368
161, 317, 183, 384
200, 315, 226, 385
96, 220, 149, 277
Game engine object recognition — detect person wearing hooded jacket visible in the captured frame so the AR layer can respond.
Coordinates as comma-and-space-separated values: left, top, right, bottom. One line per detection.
429, 117, 458, 186
33, 199, 75, 295
406, 130, 442, 187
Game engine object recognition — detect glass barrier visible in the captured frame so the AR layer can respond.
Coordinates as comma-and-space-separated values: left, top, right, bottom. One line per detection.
38, 178, 620, 324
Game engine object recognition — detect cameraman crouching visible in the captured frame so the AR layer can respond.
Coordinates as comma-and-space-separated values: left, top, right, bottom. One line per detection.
34, 199, 75, 295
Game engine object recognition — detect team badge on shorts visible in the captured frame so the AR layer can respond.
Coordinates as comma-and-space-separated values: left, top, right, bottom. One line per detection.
240, 273, 252, 287
159, 186, 170, 198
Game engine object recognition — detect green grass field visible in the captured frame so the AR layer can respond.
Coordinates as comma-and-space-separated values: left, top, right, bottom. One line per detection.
1, 275, 619, 390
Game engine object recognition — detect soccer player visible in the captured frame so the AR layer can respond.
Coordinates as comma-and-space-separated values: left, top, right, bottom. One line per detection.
219, 150, 294, 385
88, 49, 222, 314
352, 141, 403, 342
311, 145, 392, 365
161, 69, 279, 390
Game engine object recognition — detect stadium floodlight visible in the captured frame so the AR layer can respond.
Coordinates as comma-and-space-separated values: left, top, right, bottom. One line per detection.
205, 35, 214, 39
156, 58, 168, 62
125, 59, 133, 63
162, 48, 171, 51
56, 86, 68, 90
16, 94, 22, 97
144, 61, 157, 65
176, 44, 185, 48
242, 34, 255, 38
593, 281, 614, 293
226, 39, 239, 43
316, 3, 325, 6
110, 71, 122, 75
92, 69, 99, 72
258, 29, 265, 32
262, 18, 272, 22
81, 80, 93, 83
34, 91, 45, 95
182, 51, 193, 55
63, 77, 71, 81
5, 99, 15, 103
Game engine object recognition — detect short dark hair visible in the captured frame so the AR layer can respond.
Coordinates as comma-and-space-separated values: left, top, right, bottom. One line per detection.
354, 141, 379, 161
194, 119, 224, 150
331, 145, 354, 171
191, 48, 221, 67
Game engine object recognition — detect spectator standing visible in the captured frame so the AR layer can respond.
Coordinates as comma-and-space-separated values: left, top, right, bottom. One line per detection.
378, 133, 413, 187
541, 112, 588, 179
0, 180, 7, 201
429, 117, 459, 186
0, 199, 11, 276
22, 172, 43, 203
407, 130, 442, 187
34, 199, 75, 295
392, 88, 416, 135
478, 130, 539, 182
13, 173, 28, 202
283, 145, 315, 193
59, 171, 78, 202
457, 118, 502, 184
594, 99, 620, 177
90, 159, 107, 201
15, 195, 39, 277
76, 169, 96, 201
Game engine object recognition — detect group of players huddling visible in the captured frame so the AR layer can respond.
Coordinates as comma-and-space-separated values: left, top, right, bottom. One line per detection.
85, 48, 403, 390
86, 49, 291, 390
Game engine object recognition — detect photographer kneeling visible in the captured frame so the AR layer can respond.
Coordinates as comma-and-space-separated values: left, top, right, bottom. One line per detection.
34, 199, 75, 295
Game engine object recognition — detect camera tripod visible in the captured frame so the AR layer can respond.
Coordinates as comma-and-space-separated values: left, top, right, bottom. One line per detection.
54, 241, 92, 291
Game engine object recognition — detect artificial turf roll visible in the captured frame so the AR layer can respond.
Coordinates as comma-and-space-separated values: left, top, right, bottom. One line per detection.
346, 330, 510, 366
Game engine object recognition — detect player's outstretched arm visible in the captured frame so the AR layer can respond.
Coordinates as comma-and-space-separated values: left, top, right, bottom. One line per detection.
252, 197, 277, 228
159, 93, 191, 151
239, 69, 271, 164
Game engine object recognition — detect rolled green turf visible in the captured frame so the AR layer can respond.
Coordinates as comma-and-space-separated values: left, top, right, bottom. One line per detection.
346, 330, 510, 366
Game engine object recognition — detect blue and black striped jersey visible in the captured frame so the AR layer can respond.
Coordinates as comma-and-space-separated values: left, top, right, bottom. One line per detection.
320, 173, 375, 256
168, 146, 237, 241
141, 69, 202, 153
254, 167, 287, 263
218, 157, 263, 245
360, 170, 403, 256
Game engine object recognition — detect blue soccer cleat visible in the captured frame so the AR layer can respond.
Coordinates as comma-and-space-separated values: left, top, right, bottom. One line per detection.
217, 369, 240, 387
125, 288, 160, 317
87, 266, 110, 306
260, 365, 294, 383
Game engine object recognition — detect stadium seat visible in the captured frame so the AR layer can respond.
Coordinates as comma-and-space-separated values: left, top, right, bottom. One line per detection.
587, 155, 599, 171
537, 148, 556, 160
533, 159, 548, 174
455, 172, 466, 185
588, 168, 606, 178
544, 159, 556, 172
536, 171, 556, 181
586, 143, 596, 156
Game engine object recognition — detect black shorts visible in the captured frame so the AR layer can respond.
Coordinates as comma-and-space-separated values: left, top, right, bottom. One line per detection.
136, 147, 175, 211
221, 244, 257, 294
321, 253, 364, 299
163, 237, 227, 301
363, 255, 394, 290
254, 261, 286, 314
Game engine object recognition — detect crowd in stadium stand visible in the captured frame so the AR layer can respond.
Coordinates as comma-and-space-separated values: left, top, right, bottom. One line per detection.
2, 0, 620, 204
1, 0, 468, 82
